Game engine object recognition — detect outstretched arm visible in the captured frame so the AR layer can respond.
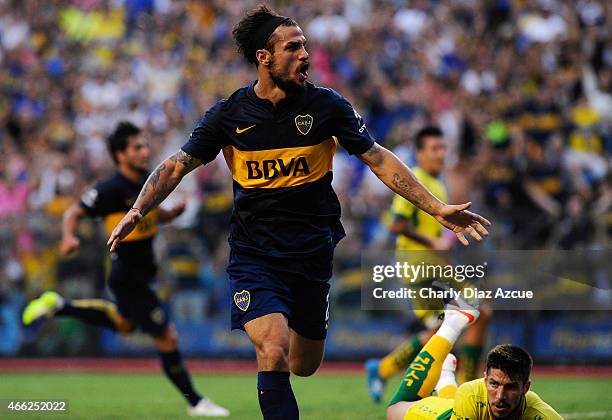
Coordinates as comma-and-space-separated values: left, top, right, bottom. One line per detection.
107, 150, 202, 251
358, 143, 491, 245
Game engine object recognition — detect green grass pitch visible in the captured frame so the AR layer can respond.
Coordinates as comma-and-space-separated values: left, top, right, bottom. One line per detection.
0, 373, 610, 419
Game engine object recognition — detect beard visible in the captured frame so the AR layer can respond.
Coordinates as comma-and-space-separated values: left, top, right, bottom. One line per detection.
268, 58, 306, 95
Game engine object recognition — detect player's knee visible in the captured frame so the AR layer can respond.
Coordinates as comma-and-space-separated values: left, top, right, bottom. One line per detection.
289, 356, 321, 377
257, 342, 289, 369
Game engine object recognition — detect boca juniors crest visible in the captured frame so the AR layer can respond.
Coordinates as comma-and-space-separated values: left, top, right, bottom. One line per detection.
234, 290, 251, 311
294, 114, 313, 135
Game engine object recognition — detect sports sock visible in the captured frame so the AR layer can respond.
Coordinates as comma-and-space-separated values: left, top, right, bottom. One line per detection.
257, 371, 298, 420
378, 335, 421, 379
56, 299, 119, 330
436, 310, 475, 344
388, 311, 473, 405
434, 357, 458, 399
458, 344, 483, 383
159, 350, 202, 407
388, 335, 452, 405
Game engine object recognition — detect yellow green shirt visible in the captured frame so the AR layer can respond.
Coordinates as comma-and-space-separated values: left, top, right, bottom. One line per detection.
391, 167, 448, 251
452, 378, 563, 420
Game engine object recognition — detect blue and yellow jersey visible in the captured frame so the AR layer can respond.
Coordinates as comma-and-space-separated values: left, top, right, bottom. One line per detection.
79, 172, 158, 275
182, 81, 375, 257
391, 167, 447, 251
451, 378, 563, 420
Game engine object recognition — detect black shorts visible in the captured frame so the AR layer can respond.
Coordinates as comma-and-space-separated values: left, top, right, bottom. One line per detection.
227, 248, 333, 340
107, 260, 169, 337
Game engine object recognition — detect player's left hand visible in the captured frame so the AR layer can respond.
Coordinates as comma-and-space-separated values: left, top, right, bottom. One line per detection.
434, 202, 491, 246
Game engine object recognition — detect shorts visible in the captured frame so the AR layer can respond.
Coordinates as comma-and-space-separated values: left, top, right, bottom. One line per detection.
227, 248, 333, 340
407, 278, 445, 329
107, 260, 170, 337
407, 277, 475, 330
404, 396, 453, 420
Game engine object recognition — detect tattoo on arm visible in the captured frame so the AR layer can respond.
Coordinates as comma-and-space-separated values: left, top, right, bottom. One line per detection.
136, 150, 201, 215
392, 173, 439, 215
169, 150, 201, 171
138, 163, 173, 215
148, 163, 165, 189
360, 142, 443, 215
359, 143, 384, 166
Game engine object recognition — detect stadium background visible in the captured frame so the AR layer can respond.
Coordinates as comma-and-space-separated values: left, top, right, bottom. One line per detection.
0, 0, 610, 417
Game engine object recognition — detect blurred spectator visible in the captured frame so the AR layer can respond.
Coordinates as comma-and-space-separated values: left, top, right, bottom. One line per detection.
0, 0, 609, 342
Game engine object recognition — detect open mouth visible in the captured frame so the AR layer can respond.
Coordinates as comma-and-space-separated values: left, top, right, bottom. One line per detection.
298, 63, 309, 80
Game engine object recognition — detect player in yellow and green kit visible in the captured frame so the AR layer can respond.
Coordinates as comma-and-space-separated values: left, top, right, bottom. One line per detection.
366, 127, 492, 403
386, 335, 564, 420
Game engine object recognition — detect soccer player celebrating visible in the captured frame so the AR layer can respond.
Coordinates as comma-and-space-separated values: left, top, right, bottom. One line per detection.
366, 127, 492, 402
22, 122, 229, 417
107, 6, 490, 419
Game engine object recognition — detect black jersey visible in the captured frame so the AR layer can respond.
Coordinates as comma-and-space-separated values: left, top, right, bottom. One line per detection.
182, 82, 375, 257
79, 171, 158, 275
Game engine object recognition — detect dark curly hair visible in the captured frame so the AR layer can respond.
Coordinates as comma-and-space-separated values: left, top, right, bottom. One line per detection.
232, 5, 297, 65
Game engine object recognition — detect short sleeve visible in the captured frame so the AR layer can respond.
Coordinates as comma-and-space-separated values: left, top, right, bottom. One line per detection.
451, 386, 480, 420
181, 100, 229, 164
391, 194, 416, 222
525, 392, 565, 420
79, 184, 105, 217
329, 91, 375, 155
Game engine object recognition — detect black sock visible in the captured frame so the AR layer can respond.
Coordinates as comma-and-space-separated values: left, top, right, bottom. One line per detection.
257, 371, 298, 420
159, 350, 202, 406
56, 299, 118, 330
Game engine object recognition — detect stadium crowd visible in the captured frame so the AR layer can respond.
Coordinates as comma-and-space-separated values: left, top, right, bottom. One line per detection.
0, 0, 610, 354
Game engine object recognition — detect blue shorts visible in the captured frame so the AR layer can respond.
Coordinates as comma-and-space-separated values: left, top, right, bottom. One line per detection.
227, 248, 333, 340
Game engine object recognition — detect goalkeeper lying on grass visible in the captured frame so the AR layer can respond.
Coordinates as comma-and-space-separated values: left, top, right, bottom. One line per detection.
386, 305, 563, 420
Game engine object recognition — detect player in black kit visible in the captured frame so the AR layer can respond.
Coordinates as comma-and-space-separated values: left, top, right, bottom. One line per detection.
108, 6, 491, 419
22, 122, 229, 417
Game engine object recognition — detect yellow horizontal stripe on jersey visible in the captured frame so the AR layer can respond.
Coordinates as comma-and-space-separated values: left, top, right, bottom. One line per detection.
170, 258, 200, 276
222, 138, 337, 188
103, 209, 158, 242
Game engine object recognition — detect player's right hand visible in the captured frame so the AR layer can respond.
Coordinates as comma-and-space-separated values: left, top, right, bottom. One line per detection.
107, 209, 142, 252
59, 235, 80, 256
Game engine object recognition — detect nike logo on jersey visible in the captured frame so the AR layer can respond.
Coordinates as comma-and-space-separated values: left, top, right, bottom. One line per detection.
236, 124, 256, 134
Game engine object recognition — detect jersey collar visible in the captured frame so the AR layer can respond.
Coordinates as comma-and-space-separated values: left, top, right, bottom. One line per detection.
247, 80, 310, 109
